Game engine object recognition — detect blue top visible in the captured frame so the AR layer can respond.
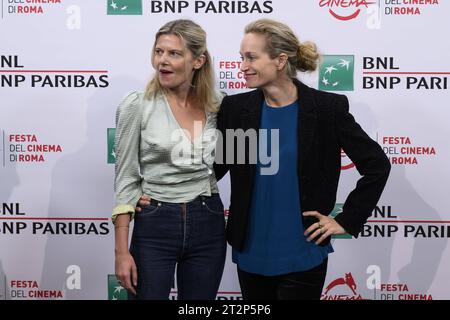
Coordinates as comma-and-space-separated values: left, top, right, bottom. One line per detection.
232, 100, 333, 276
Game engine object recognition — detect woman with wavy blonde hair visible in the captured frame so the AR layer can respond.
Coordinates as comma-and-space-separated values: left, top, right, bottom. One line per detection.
113, 19, 226, 300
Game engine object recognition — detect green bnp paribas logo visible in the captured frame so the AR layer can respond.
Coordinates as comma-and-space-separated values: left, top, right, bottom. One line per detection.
107, 128, 116, 164
330, 203, 352, 239
318, 55, 354, 91
108, 275, 128, 300
107, 0, 142, 15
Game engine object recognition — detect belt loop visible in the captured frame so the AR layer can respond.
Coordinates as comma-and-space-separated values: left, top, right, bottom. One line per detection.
151, 198, 162, 207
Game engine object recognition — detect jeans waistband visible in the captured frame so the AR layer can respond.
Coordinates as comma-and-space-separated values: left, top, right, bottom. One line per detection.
149, 193, 220, 206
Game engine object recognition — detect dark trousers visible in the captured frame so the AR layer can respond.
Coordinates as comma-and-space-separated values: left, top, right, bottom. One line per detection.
129, 194, 226, 300
237, 258, 328, 300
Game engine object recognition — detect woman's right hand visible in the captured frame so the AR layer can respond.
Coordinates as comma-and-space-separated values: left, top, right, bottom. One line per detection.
115, 251, 138, 295
135, 195, 151, 212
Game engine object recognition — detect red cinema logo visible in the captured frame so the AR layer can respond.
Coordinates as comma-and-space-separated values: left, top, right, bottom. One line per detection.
324, 273, 357, 295
319, 0, 376, 21
322, 272, 365, 300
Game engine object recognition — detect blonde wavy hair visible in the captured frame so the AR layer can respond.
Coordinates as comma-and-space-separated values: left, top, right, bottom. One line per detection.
145, 19, 219, 113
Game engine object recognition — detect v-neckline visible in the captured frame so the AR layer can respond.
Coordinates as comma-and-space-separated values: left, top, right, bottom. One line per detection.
162, 93, 207, 145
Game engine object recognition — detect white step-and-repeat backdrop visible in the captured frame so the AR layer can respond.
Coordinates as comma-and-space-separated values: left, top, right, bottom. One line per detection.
1, 0, 449, 300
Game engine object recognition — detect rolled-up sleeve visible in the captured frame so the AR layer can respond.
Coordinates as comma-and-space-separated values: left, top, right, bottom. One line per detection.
112, 92, 143, 223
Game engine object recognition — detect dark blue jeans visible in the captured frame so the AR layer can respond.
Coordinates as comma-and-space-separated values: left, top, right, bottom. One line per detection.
128, 194, 226, 300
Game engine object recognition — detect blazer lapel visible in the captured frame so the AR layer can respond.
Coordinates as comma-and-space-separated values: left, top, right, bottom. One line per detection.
240, 90, 263, 131
239, 90, 262, 190
295, 79, 318, 176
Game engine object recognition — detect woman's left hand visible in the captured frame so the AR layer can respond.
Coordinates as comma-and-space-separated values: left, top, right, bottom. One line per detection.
135, 195, 151, 213
303, 211, 346, 245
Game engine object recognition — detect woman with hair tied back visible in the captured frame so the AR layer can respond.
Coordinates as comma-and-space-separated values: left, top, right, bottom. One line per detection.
213, 19, 391, 300
113, 19, 226, 300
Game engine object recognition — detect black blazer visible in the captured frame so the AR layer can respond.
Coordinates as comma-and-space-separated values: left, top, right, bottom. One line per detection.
214, 79, 391, 251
